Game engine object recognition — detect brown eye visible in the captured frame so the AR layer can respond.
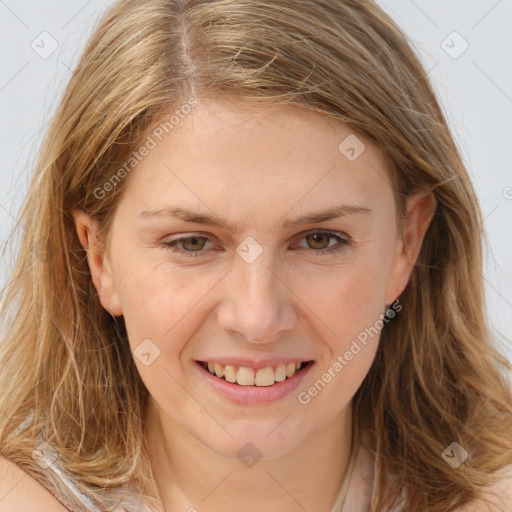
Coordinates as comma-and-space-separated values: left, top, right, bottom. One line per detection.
294, 230, 352, 255
163, 235, 212, 257
305, 233, 332, 250
179, 236, 208, 251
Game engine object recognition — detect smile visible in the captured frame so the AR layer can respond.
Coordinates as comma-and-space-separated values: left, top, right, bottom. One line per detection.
194, 359, 314, 404
197, 360, 312, 386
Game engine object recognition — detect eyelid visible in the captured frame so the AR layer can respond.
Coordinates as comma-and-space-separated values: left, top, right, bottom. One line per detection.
292, 228, 350, 241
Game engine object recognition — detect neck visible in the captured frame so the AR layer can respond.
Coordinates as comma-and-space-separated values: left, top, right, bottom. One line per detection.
146, 399, 354, 512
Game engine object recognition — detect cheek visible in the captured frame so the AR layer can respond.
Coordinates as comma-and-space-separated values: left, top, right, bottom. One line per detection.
294, 272, 384, 421
114, 264, 213, 400
294, 259, 389, 414
299, 251, 391, 346
115, 260, 220, 350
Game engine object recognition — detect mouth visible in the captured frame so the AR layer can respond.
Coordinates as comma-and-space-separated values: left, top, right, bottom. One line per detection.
196, 360, 314, 386
194, 359, 315, 404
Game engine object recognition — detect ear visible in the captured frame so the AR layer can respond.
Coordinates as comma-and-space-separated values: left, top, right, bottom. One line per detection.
385, 187, 437, 304
72, 208, 123, 316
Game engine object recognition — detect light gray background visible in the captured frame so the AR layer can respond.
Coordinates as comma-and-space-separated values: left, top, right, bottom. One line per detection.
1, 1, 511, 358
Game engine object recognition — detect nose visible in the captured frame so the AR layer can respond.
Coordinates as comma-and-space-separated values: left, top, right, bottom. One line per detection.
216, 252, 297, 344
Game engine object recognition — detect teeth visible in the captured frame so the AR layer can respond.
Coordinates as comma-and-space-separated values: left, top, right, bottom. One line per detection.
224, 365, 237, 383
214, 363, 224, 378
274, 363, 287, 382
286, 362, 296, 377
202, 360, 308, 386
254, 367, 275, 387
237, 366, 255, 386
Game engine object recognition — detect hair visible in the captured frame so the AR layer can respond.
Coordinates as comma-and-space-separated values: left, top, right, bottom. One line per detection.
1, 0, 511, 511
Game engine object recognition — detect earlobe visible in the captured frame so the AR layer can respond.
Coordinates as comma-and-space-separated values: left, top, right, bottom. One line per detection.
72, 208, 123, 316
385, 187, 437, 304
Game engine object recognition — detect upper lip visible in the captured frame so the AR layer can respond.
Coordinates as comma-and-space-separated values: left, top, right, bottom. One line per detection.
196, 358, 314, 369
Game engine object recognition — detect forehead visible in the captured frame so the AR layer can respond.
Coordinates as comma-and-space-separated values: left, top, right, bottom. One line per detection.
118, 98, 394, 222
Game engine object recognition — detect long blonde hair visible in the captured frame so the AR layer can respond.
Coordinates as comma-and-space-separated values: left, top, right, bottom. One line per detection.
1, 0, 511, 510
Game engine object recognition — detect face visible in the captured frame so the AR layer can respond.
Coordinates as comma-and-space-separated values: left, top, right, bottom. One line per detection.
74, 98, 435, 460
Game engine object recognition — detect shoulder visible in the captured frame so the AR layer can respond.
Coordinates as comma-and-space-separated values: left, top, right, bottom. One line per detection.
456, 465, 512, 512
0, 455, 68, 511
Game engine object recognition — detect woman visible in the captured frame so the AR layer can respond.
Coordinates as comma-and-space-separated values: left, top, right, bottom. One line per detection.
0, 0, 511, 511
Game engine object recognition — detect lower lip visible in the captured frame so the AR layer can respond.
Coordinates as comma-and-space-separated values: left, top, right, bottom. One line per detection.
195, 361, 314, 405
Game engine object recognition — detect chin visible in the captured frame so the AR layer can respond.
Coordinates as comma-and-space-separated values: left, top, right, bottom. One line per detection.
196, 421, 305, 462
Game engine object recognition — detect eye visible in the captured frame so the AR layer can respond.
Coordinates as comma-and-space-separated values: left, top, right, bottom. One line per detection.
162, 230, 352, 258
162, 235, 213, 258
292, 230, 352, 255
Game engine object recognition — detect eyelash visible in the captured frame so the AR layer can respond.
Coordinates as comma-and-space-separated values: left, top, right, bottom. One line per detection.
162, 230, 353, 258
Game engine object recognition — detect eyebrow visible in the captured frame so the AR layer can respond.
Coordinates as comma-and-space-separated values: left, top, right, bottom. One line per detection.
139, 204, 371, 232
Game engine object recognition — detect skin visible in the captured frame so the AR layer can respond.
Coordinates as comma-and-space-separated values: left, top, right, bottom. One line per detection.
73, 98, 436, 512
